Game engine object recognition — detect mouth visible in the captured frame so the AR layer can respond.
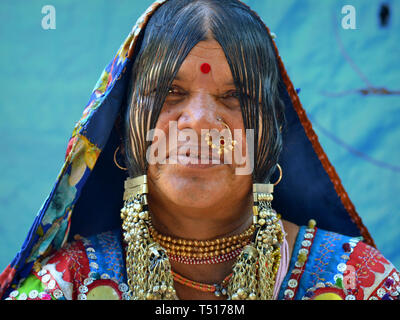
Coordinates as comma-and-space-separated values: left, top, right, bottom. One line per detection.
167, 145, 223, 169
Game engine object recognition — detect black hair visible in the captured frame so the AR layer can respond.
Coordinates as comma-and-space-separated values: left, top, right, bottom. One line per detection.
124, 0, 285, 183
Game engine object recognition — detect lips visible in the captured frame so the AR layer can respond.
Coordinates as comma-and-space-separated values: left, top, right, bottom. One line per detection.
169, 145, 221, 163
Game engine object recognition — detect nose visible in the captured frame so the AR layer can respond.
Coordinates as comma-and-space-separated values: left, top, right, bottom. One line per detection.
177, 92, 219, 133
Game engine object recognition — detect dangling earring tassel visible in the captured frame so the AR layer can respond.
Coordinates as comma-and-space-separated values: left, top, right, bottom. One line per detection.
228, 182, 283, 300
121, 175, 177, 300
252, 182, 283, 300
146, 243, 177, 299
228, 243, 259, 300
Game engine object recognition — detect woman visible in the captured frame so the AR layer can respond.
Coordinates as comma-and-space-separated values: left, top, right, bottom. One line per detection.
1, 0, 399, 300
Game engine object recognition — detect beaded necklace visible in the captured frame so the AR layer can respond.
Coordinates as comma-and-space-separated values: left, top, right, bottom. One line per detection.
148, 222, 255, 260
171, 270, 233, 297
168, 247, 243, 265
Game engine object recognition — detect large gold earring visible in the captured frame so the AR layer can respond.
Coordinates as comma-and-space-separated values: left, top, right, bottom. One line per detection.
228, 164, 284, 300
121, 175, 177, 300
113, 146, 128, 171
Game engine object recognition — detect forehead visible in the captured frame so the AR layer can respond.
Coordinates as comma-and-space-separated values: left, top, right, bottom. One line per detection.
175, 39, 234, 85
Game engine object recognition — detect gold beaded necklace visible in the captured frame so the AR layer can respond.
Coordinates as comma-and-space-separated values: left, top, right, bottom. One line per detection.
148, 222, 255, 259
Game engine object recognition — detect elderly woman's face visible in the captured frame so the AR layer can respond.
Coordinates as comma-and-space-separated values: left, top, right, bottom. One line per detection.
147, 39, 252, 211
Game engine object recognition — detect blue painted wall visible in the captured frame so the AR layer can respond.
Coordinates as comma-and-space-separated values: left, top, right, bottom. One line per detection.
0, 0, 399, 271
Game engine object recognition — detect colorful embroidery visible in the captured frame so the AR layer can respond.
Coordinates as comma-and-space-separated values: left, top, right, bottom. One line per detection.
97, 231, 126, 282
282, 226, 316, 300
43, 240, 89, 300
346, 241, 400, 300
78, 230, 130, 300
278, 227, 400, 300
5, 230, 130, 300
309, 231, 342, 286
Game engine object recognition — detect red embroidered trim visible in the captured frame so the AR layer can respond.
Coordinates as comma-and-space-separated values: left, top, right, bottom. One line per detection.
283, 228, 317, 300
368, 268, 400, 300
346, 241, 393, 299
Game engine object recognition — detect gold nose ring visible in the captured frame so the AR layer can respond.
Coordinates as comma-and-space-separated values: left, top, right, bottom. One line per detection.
205, 117, 237, 154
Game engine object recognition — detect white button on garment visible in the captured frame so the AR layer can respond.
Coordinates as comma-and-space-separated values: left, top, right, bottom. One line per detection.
369, 296, 378, 300
84, 278, 94, 286
377, 288, 386, 298
28, 290, 39, 299
304, 233, 314, 239
79, 285, 88, 294
53, 289, 63, 299
284, 289, 294, 298
288, 279, 298, 288
301, 240, 312, 247
88, 253, 97, 260
9, 290, 19, 298
337, 263, 347, 273
118, 283, 129, 293
78, 293, 87, 300
18, 293, 27, 300
122, 292, 131, 300
37, 269, 47, 277
345, 295, 356, 300
299, 248, 309, 255
89, 262, 99, 269
47, 279, 56, 290
41, 274, 51, 283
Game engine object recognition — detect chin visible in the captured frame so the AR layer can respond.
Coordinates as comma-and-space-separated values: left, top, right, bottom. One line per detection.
150, 164, 233, 208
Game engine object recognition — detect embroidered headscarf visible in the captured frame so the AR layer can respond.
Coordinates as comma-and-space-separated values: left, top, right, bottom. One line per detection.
0, 0, 374, 298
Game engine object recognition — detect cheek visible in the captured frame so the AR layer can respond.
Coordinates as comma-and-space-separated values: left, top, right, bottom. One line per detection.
155, 106, 176, 131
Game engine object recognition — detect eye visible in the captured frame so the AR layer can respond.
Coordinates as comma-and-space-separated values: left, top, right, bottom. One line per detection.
222, 90, 241, 100
167, 85, 185, 96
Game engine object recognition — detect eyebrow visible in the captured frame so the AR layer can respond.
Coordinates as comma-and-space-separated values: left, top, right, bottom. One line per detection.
174, 74, 236, 87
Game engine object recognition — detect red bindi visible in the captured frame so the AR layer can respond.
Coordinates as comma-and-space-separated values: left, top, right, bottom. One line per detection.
200, 63, 211, 74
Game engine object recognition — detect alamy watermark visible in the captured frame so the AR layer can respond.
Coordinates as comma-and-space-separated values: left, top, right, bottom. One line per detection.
145, 121, 254, 175
41, 5, 56, 30
341, 5, 356, 29
40, 5, 356, 31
